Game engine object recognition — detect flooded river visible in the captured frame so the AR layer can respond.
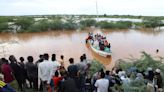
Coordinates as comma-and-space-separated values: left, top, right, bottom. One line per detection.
0, 29, 164, 70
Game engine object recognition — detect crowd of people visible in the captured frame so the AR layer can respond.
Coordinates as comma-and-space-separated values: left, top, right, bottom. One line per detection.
86, 33, 111, 52
0, 53, 91, 92
0, 53, 163, 92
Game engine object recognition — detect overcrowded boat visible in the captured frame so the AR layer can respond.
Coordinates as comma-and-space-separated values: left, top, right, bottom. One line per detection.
86, 32, 112, 57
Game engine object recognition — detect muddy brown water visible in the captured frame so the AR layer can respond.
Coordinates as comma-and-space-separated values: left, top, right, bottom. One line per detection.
0, 29, 164, 70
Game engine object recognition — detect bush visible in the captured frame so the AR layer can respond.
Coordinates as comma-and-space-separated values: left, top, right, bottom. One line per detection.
142, 17, 162, 28
0, 22, 9, 32
97, 21, 132, 29
14, 17, 34, 31
29, 19, 50, 32
117, 51, 164, 89
89, 59, 105, 77
49, 19, 63, 30
123, 84, 146, 92
63, 22, 77, 30
79, 19, 97, 28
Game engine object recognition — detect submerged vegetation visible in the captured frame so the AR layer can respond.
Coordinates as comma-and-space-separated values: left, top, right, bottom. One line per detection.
0, 15, 164, 33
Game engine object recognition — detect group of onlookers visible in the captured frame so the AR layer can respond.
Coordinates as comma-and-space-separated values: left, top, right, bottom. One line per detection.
0, 53, 90, 92
0, 55, 39, 92
0, 53, 164, 92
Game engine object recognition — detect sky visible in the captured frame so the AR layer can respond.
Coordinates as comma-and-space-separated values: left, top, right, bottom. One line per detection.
0, 0, 164, 16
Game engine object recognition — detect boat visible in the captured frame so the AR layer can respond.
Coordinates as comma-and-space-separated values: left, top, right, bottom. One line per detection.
86, 36, 112, 57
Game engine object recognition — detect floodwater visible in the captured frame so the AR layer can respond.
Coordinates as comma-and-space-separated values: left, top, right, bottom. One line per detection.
94, 18, 142, 22
0, 29, 164, 70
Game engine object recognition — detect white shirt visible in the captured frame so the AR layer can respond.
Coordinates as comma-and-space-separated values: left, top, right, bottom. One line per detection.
38, 60, 61, 84
95, 78, 109, 92
120, 76, 130, 85
49, 60, 61, 76
94, 40, 99, 47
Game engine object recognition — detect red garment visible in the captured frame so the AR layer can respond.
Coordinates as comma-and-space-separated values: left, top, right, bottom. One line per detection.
1, 64, 14, 83
52, 76, 63, 88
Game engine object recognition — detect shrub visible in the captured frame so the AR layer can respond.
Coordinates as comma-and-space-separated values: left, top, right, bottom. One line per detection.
89, 59, 105, 77
97, 21, 132, 29
14, 17, 34, 30
142, 17, 162, 28
79, 19, 97, 28
117, 51, 164, 90
0, 22, 9, 32
29, 19, 50, 32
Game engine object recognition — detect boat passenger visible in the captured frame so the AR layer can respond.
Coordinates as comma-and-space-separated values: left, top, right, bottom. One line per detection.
94, 40, 99, 47
107, 43, 111, 49
100, 44, 105, 51
104, 40, 108, 46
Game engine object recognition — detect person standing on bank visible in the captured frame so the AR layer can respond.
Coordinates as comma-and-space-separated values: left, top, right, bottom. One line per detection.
25, 56, 38, 90
9, 55, 25, 92
95, 72, 109, 92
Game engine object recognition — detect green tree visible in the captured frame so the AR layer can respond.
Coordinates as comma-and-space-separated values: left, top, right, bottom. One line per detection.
49, 19, 63, 30
29, 19, 50, 32
142, 17, 162, 29
14, 17, 34, 31
0, 22, 9, 32
0, 17, 11, 32
63, 17, 78, 30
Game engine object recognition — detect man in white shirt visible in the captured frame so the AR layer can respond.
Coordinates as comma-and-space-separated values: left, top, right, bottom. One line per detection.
95, 72, 109, 92
38, 53, 60, 92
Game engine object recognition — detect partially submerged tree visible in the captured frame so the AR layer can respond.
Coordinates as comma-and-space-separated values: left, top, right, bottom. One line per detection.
142, 17, 162, 30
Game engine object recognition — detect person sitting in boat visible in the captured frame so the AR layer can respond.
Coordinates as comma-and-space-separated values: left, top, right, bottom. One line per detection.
100, 44, 105, 51
102, 36, 106, 40
93, 40, 99, 47
86, 33, 94, 43
101, 35, 104, 39
107, 43, 111, 49
104, 40, 108, 46
101, 39, 104, 45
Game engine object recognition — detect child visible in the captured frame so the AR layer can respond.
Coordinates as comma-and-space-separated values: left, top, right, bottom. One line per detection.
52, 71, 63, 91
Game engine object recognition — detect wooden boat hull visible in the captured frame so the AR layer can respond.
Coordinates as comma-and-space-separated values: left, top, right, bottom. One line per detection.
86, 40, 112, 57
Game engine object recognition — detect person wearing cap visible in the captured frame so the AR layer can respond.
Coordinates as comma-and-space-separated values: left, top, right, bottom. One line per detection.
154, 69, 163, 92
147, 67, 154, 81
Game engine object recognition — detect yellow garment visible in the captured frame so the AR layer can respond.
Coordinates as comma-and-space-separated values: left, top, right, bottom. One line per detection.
0, 80, 6, 88
60, 60, 64, 67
